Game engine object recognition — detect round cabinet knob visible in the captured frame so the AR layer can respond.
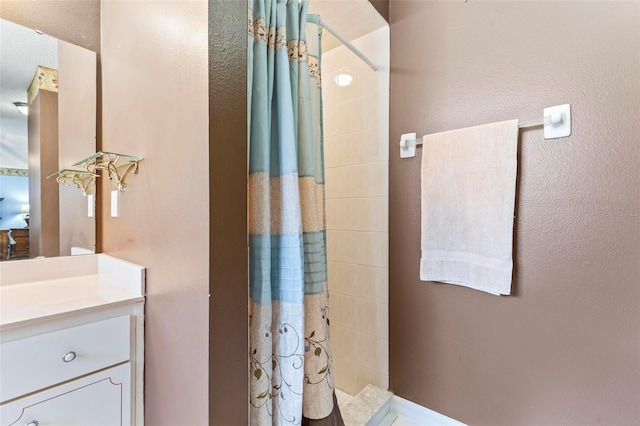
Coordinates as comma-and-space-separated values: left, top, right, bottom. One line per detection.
25, 421, 39, 426
62, 351, 77, 362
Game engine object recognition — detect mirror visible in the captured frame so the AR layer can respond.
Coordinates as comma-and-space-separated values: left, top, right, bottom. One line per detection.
0, 18, 96, 260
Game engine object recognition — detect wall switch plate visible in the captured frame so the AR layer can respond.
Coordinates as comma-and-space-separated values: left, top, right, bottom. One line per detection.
87, 194, 95, 218
110, 190, 119, 217
543, 104, 571, 140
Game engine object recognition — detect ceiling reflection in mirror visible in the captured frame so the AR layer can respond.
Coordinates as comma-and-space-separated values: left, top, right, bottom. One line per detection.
0, 18, 96, 261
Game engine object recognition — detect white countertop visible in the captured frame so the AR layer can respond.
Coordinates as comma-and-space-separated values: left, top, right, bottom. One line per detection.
0, 275, 144, 330
0, 254, 145, 331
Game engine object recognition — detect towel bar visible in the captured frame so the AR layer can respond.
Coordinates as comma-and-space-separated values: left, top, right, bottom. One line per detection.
399, 104, 571, 158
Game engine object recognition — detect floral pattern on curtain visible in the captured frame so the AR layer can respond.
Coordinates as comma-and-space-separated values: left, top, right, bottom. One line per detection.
248, 0, 336, 424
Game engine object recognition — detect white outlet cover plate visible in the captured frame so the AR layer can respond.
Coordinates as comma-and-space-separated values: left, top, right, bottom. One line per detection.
87, 194, 95, 218
110, 190, 119, 217
543, 104, 571, 140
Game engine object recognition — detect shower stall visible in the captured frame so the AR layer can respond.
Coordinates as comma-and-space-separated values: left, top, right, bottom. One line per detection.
315, 1, 390, 404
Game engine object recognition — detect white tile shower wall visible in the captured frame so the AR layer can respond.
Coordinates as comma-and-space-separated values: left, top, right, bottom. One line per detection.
322, 26, 390, 396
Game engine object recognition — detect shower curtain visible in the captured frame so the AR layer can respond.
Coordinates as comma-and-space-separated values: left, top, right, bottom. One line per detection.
248, 0, 342, 425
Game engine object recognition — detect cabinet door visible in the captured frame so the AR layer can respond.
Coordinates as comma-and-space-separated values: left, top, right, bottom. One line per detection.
0, 363, 131, 426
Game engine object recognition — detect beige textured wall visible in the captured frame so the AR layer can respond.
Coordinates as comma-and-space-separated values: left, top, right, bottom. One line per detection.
323, 26, 390, 396
100, 1, 209, 424
389, 2, 640, 425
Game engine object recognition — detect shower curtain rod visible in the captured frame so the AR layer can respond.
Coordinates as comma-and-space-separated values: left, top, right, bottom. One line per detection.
318, 17, 379, 71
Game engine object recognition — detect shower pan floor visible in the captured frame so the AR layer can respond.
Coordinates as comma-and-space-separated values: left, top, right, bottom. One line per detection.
336, 386, 465, 426
335, 385, 393, 426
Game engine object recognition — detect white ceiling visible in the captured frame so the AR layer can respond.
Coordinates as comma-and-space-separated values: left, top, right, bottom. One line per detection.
309, 0, 387, 52
0, 18, 58, 169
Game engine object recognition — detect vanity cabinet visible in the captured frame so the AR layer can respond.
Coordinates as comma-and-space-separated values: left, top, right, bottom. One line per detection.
0, 254, 145, 425
0, 230, 8, 260
1, 315, 131, 402
8, 228, 29, 259
0, 312, 142, 426
1, 363, 131, 426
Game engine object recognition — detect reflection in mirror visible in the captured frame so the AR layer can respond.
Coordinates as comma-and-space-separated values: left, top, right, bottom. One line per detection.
0, 19, 96, 261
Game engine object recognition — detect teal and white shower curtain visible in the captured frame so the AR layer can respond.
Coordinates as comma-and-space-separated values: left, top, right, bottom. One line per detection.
248, 0, 338, 424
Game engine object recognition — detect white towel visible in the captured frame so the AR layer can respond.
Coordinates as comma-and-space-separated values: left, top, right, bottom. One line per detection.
420, 120, 519, 295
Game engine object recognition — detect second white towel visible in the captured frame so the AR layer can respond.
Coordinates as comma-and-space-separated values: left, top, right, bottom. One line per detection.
420, 120, 519, 296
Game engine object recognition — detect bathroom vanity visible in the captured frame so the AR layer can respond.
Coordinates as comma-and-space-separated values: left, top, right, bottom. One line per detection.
0, 254, 145, 425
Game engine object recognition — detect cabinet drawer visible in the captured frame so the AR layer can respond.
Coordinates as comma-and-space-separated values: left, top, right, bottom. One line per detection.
0, 316, 131, 403
0, 362, 131, 426
12, 243, 28, 252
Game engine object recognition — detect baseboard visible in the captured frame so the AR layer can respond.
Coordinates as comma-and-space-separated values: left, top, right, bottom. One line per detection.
391, 396, 466, 426
377, 411, 398, 426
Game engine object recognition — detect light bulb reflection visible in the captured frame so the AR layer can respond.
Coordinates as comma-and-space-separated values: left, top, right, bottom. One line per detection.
334, 73, 353, 87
